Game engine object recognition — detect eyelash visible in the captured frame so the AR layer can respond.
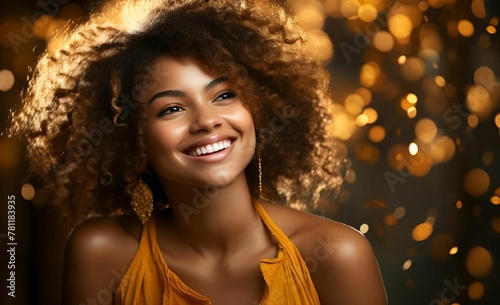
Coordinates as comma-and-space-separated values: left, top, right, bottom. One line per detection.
157, 105, 183, 117
156, 90, 237, 117
214, 90, 237, 101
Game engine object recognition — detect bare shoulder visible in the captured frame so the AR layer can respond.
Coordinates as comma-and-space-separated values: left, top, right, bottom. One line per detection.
260, 200, 366, 253
64, 214, 141, 266
61, 214, 142, 304
261, 200, 387, 305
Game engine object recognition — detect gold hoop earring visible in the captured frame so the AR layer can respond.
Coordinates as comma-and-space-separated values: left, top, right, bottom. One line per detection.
258, 151, 263, 199
131, 180, 153, 225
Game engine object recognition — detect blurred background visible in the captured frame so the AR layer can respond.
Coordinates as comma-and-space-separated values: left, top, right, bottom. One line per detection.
1, 0, 499, 304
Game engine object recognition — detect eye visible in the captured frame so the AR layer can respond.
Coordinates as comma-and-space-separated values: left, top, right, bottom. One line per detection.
214, 91, 237, 102
157, 105, 184, 117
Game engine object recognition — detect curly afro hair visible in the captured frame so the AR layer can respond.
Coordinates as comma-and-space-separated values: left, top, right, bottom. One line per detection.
8, 0, 345, 225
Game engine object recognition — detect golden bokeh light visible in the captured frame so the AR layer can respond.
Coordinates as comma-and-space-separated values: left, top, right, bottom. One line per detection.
358, 4, 378, 23
360, 223, 370, 234
456, 200, 463, 209
356, 113, 369, 126
362, 107, 378, 124
467, 85, 493, 119
490, 195, 500, 205
345, 169, 357, 184
412, 222, 433, 241
467, 114, 479, 128
427, 0, 445, 9
449, 246, 459, 255
345, 93, 365, 115
495, 187, 500, 196
458, 20, 475, 37
471, 0, 487, 19
407, 106, 417, 118
468, 281, 485, 301
402, 259, 412, 270
474, 66, 495, 88
329, 104, 357, 140
491, 16, 499, 26
368, 125, 386, 142
389, 14, 413, 40
407, 93, 418, 104
308, 29, 334, 62
415, 118, 438, 142
398, 55, 407, 65
21, 183, 36, 201
466, 246, 493, 277
356, 87, 372, 105
33, 14, 54, 39
340, 0, 360, 19
482, 151, 494, 165
495, 113, 500, 128
418, 1, 430, 11
394, 207, 406, 219
401, 57, 426, 82
464, 168, 490, 197
373, 31, 394, 52
486, 25, 497, 34
360, 61, 381, 87
432, 135, 455, 163
435, 75, 446, 87
296, 5, 326, 30
408, 142, 418, 156
0, 69, 15, 92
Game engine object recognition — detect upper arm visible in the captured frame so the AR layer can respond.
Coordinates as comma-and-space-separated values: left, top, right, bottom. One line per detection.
308, 224, 387, 305
60, 219, 138, 305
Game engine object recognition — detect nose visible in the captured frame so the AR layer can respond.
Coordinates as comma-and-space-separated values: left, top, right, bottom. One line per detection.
189, 104, 223, 133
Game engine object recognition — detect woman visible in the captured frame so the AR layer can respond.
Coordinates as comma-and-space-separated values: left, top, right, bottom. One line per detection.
8, 0, 387, 304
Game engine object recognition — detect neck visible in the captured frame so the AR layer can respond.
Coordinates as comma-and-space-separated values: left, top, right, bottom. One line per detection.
160, 173, 263, 255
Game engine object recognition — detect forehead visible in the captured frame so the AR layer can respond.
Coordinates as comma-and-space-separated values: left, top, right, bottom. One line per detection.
149, 56, 218, 83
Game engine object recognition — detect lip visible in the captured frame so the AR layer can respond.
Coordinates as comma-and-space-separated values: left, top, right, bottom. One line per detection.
182, 135, 237, 162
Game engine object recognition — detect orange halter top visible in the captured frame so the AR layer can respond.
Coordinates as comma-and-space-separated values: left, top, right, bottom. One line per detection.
114, 201, 320, 304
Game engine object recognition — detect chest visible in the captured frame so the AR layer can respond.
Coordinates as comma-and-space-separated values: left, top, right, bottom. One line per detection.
160, 248, 276, 305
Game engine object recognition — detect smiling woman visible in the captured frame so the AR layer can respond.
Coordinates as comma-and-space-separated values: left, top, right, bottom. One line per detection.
7, 0, 386, 304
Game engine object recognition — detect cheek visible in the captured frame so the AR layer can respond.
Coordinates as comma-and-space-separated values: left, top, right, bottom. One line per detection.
145, 123, 182, 159
229, 105, 256, 153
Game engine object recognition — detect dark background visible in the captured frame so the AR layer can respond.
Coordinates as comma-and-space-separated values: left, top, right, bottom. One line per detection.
1, 0, 499, 304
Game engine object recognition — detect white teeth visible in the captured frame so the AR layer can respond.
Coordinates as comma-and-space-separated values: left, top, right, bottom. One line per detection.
188, 139, 232, 156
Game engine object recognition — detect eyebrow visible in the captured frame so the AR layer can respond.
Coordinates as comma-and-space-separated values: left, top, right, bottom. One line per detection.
148, 77, 228, 104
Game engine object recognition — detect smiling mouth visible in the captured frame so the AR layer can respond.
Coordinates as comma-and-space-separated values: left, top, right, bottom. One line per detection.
186, 139, 234, 157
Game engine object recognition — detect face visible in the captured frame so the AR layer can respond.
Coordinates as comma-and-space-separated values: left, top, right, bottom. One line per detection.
143, 56, 256, 190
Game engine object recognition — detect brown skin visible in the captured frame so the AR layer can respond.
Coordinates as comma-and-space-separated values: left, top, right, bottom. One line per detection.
62, 200, 387, 305
61, 57, 387, 305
